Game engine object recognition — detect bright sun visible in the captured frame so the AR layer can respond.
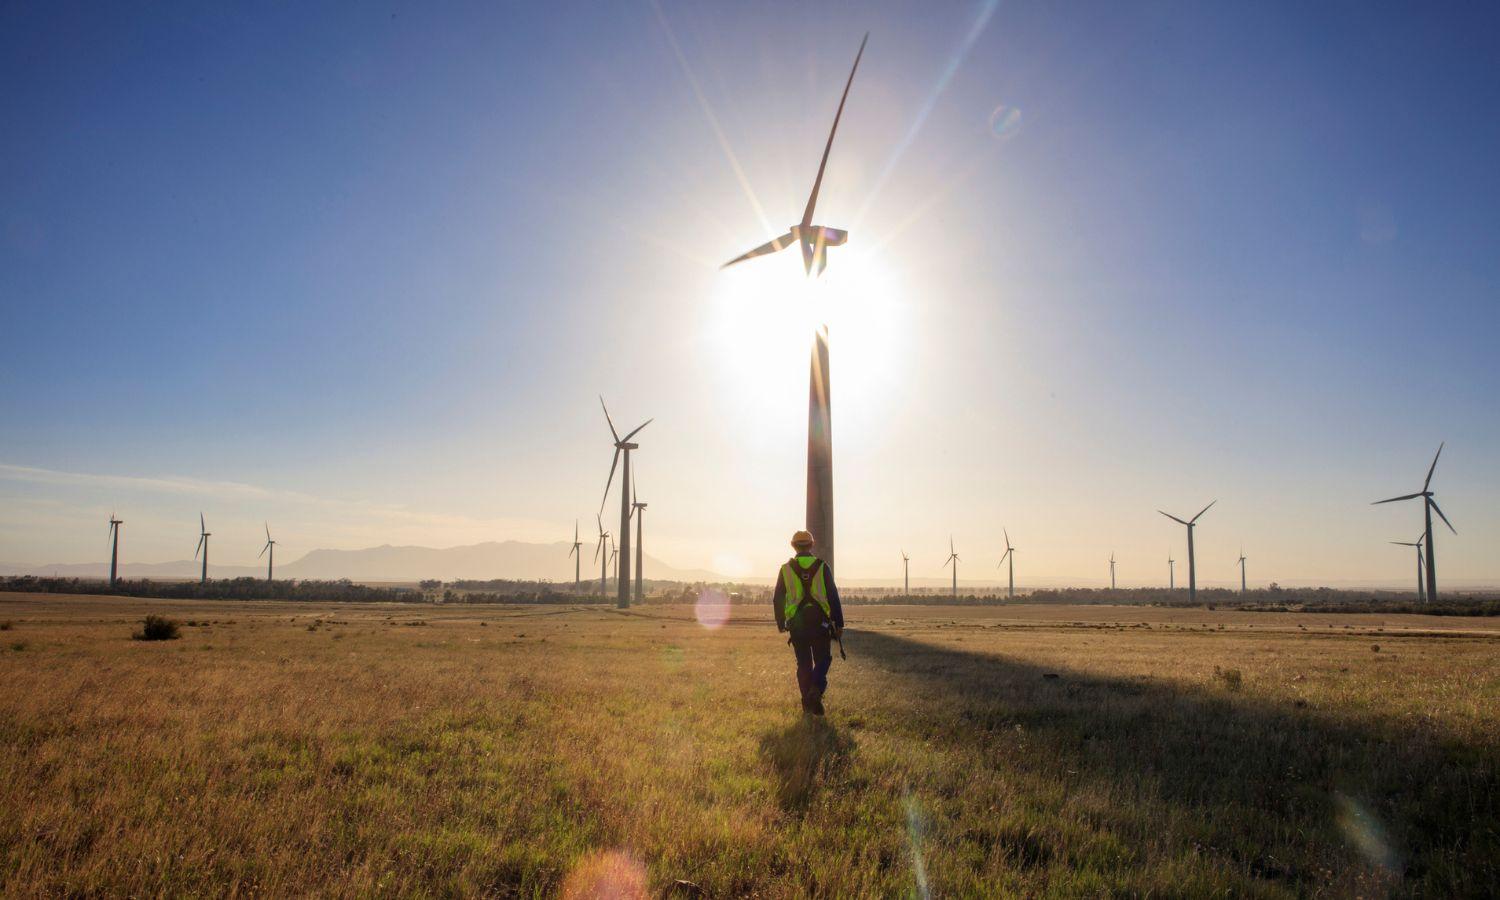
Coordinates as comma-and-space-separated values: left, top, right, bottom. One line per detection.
705, 245, 906, 439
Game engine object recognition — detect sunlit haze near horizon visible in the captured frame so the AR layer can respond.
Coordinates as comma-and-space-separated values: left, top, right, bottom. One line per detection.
3, 2, 1498, 587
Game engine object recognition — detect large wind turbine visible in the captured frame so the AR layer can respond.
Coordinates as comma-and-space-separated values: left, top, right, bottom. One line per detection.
1390, 534, 1426, 602
1159, 501, 1215, 604
1236, 548, 1247, 594
599, 397, 651, 609
943, 537, 959, 599
631, 470, 647, 605
568, 520, 583, 593
1109, 553, 1117, 590
194, 513, 211, 585
998, 529, 1015, 598
259, 523, 276, 581
1373, 443, 1455, 602
107, 513, 123, 588
901, 550, 909, 597
720, 33, 868, 571
594, 515, 611, 598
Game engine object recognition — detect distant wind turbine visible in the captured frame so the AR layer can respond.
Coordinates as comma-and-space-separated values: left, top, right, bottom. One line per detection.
594, 515, 611, 598
1390, 534, 1426, 602
1168, 552, 1175, 590
1373, 443, 1455, 602
259, 523, 276, 581
631, 469, 647, 605
568, 520, 583, 593
719, 33, 869, 573
1109, 552, 1117, 590
599, 397, 651, 609
901, 550, 909, 596
1159, 501, 1216, 604
107, 513, 123, 588
997, 529, 1015, 598
944, 537, 960, 599
1237, 548, 1248, 594
194, 513, 211, 585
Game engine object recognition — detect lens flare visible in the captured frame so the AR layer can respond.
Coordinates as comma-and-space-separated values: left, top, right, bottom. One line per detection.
1335, 793, 1398, 871
560, 849, 648, 900
695, 587, 732, 629
989, 105, 1023, 142
905, 791, 931, 899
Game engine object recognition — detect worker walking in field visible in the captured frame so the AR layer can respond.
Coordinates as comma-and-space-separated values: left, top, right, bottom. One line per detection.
773, 530, 844, 716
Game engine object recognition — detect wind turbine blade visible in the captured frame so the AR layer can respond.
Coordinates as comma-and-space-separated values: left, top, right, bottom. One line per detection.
1423, 442, 1444, 491
949, 535, 954, 555
194, 535, 204, 559
599, 448, 621, 515
801, 32, 868, 228
1191, 500, 1217, 523
1158, 510, 1189, 526
622, 418, 653, 443
200, 512, 205, 534
1003, 527, 1010, 548
1429, 498, 1457, 534
599, 396, 620, 443
594, 539, 603, 562
1372, 492, 1423, 505
721, 231, 796, 268
258, 542, 269, 559
575, 520, 579, 543
265, 522, 271, 541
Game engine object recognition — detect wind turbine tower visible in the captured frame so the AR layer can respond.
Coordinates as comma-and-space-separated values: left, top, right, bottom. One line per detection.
1168, 553, 1175, 590
107, 513, 123, 588
568, 520, 583, 593
998, 529, 1015, 598
1237, 549, 1248, 593
901, 550, 909, 597
1159, 501, 1216, 604
944, 537, 960, 599
594, 515, 611, 598
1390, 535, 1426, 602
1109, 553, 1117, 590
195, 513, 211, 585
259, 523, 277, 581
1373, 443, 1455, 602
599, 397, 652, 609
720, 34, 869, 572
631, 471, 647, 605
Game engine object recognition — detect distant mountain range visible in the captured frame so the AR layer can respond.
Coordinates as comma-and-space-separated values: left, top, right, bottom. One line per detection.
0, 540, 727, 584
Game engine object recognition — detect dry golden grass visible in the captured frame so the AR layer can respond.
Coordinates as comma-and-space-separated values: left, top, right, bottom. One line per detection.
1, 593, 1496, 896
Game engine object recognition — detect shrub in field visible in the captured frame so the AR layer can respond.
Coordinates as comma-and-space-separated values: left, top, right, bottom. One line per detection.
134, 615, 180, 641
0, 620, 13, 630
1213, 666, 1244, 691
8, 641, 27, 652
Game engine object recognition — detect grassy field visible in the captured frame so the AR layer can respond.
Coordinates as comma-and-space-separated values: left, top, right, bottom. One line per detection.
1, 594, 1497, 897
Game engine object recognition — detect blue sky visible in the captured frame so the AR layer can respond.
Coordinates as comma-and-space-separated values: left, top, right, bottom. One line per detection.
2, 1, 1497, 586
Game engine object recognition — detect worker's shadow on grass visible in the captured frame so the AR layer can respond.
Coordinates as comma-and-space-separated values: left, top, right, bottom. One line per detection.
759, 715, 856, 813
847, 628, 1500, 894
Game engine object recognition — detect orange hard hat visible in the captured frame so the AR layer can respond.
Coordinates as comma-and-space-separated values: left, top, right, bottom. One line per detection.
790, 530, 815, 548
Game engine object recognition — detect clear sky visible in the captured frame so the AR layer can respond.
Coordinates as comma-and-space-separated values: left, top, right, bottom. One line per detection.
2, 1, 1497, 587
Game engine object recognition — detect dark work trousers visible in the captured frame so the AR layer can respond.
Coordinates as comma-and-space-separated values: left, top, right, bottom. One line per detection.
790, 627, 833, 702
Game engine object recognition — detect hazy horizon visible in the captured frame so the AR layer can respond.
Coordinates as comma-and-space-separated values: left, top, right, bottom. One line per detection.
4, 3, 1498, 587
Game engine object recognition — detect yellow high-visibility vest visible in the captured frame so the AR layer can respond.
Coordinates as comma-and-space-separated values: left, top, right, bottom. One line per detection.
781, 556, 831, 624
